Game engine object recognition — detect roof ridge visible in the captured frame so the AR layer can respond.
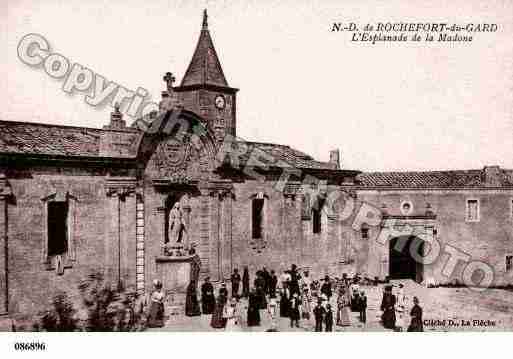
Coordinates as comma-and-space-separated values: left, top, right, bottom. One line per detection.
0, 119, 103, 132
361, 168, 486, 175
242, 140, 290, 148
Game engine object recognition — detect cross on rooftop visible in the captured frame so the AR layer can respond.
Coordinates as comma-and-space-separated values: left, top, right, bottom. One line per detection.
163, 72, 176, 93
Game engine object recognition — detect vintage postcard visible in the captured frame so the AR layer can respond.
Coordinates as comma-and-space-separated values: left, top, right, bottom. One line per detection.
1, 0, 512, 345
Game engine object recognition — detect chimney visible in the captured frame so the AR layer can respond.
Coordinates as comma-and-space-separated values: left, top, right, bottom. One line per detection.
329, 149, 341, 169
483, 165, 502, 187
104, 102, 126, 130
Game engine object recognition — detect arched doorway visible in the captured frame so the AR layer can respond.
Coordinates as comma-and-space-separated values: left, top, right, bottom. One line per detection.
389, 236, 424, 283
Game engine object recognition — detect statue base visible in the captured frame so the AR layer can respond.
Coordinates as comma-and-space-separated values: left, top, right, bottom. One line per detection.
155, 254, 200, 293
155, 254, 201, 315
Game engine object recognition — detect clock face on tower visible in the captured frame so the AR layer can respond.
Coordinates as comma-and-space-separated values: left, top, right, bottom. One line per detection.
215, 94, 225, 109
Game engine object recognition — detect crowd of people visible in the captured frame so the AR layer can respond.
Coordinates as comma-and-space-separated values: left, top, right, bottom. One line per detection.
144, 265, 424, 332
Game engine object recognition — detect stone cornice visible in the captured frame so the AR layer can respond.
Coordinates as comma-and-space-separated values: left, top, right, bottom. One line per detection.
200, 180, 234, 198
0, 174, 12, 198
105, 176, 137, 197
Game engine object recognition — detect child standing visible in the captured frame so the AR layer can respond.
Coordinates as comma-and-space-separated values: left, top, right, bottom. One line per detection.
289, 292, 301, 328
359, 291, 367, 323
325, 303, 333, 332
313, 299, 325, 332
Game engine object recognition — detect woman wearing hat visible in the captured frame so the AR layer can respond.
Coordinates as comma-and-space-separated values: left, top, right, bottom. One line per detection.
147, 279, 165, 328
336, 286, 351, 327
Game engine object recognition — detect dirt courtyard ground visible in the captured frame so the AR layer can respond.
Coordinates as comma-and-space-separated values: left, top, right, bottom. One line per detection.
149, 280, 513, 332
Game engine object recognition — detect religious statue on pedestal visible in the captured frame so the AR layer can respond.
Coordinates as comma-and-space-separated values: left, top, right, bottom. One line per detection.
169, 202, 185, 244
163, 202, 189, 256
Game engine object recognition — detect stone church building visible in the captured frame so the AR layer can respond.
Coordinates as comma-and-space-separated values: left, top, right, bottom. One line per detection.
1, 12, 512, 317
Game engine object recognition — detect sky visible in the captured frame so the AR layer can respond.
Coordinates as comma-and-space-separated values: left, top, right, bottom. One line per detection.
2, 0, 513, 172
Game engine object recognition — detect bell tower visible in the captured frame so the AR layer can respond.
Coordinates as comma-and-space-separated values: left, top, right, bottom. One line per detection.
174, 10, 239, 140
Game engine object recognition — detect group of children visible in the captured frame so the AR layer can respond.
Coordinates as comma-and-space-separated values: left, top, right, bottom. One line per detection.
309, 275, 369, 331
275, 270, 371, 332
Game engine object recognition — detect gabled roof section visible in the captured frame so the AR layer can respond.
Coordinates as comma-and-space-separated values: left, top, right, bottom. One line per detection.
241, 141, 336, 170
180, 10, 229, 87
217, 140, 350, 173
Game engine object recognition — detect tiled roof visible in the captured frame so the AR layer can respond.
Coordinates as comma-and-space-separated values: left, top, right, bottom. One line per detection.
0, 121, 337, 171
230, 141, 337, 171
0, 121, 102, 157
357, 169, 513, 188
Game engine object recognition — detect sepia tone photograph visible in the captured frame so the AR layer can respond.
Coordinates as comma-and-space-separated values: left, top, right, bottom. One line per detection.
1, 0, 513, 345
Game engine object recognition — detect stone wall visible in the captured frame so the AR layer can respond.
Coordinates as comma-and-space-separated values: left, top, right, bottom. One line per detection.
229, 180, 359, 281
357, 189, 513, 285
6, 163, 511, 319
5, 167, 110, 316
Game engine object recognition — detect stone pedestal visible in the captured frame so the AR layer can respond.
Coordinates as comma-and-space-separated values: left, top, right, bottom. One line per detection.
156, 254, 201, 293
155, 254, 200, 314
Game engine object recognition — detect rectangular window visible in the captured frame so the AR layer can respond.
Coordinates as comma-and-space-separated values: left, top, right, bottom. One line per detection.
48, 201, 68, 256
466, 199, 479, 222
361, 228, 369, 240
252, 198, 264, 239
506, 255, 513, 272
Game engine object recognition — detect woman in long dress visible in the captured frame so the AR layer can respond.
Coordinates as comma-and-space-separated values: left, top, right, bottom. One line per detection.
210, 293, 227, 329
350, 281, 360, 312
147, 280, 165, 328
301, 288, 312, 320
336, 287, 351, 327
247, 290, 261, 326
223, 298, 241, 331
395, 284, 408, 331
254, 273, 267, 309
380, 285, 396, 330
201, 277, 216, 315
407, 296, 424, 332
242, 267, 250, 298
279, 282, 290, 318
267, 297, 278, 330
185, 280, 201, 317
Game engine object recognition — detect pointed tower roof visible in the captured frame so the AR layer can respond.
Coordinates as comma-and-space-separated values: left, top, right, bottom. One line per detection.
180, 10, 229, 87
